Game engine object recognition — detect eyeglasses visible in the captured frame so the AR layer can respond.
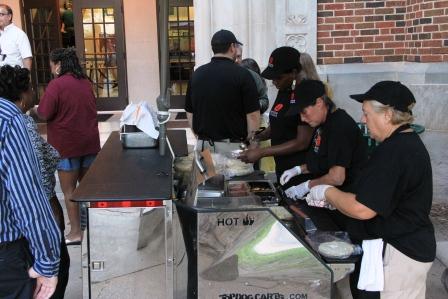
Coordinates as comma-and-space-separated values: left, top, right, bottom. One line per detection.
0, 13, 10, 17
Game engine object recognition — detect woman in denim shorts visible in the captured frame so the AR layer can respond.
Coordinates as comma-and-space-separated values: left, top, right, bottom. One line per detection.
37, 48, 101, 244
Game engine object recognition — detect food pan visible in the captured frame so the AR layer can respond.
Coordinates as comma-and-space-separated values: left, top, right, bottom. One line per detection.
120, 125, 158, 148
247, 181, 275, 192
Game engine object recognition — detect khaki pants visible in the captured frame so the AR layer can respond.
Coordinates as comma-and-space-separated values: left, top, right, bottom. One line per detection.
382, 244, 432, 299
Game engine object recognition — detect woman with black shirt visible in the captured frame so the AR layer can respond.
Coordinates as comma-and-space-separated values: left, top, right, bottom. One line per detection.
239, 47, 314, 188
307, 81, 435, 299
281, 79, 368, 230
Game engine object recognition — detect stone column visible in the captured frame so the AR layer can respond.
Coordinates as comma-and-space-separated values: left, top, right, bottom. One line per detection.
194, 0, 317, 69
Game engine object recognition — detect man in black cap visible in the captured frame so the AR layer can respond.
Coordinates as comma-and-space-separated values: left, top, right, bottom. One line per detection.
280, 79, 368, 230
185, 29, 260, 154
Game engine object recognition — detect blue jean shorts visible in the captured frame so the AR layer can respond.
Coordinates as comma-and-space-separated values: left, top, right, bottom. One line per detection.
57, 154, 97, 171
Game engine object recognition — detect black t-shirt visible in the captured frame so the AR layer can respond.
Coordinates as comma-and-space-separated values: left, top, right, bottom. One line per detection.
185, 57, 259, 140
306, 108, 368, 191
353, 130, 436, 262
269, 89, 312, 185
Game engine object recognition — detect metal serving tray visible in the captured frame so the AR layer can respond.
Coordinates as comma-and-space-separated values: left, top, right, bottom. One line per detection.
120, 125, 158, 148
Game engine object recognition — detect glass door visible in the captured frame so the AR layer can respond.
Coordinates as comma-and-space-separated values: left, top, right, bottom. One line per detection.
168, 0, 194, 110
73, 0, 127, 111
22, 0, 61, 104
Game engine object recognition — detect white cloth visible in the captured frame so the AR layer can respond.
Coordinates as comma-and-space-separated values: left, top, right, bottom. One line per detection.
0, 23, 32, 67
120, 102, 159, 138
357, 239, 384, 292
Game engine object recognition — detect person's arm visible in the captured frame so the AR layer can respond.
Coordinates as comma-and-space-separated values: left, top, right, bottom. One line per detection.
4, 116, 61, 277
248, 70, 270, 114
325, 187, 377, 220
36, 82, 58, 121
239, 124, 313, 163
260, 125, 313, 157
29, 268, 58, 299
241, 69, 260, 140
246, 110, 260, 140
254, 126, 271, 141
18, 31, 33, 71
308, 165, 346, 188
259, 96, 269, 114
284, 164, 347, 198
22, 57, 32, 71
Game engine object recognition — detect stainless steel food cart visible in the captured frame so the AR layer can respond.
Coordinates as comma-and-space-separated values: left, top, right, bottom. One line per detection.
174, 154, 357, 299
72, 132, 175, 299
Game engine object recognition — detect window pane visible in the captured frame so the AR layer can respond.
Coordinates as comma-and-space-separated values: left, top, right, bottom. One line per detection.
82, 9, 93, 23
93, 8, 104, 23
178, 7, 188, 21
104, 8, 114, 22
105, 24, 115, 36
83, 24, 94, 38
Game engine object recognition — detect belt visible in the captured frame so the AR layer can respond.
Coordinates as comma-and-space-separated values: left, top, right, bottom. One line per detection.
198, 137, 242, 144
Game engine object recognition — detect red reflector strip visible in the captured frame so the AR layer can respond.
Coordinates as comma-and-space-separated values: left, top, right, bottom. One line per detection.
90, 200, 164, 208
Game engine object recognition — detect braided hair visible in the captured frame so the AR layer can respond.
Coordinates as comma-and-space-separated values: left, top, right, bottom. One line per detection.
49, 47, 87, 79
0, 65, 30, 102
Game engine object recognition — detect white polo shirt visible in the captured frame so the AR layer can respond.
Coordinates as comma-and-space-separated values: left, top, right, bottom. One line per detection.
0, 23, 32, 68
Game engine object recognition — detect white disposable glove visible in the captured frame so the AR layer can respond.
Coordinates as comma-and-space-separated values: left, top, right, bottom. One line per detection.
305, 184, 335, 210
280, 166, 302, 185
284, 180, 310, 200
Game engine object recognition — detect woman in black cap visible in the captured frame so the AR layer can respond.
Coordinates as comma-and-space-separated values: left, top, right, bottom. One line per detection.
239, 46, 314, 188
306, 81, 435, 299
281, 79, 368, 230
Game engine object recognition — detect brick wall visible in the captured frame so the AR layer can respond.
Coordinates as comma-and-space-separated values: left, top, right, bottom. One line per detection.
317, 0, 448, 64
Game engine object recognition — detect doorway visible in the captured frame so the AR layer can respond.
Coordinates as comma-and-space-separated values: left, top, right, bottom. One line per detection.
22, 0, 61, 104
168, 0, 194, 110
73, 0, 128, 111
22, 0, 128, 111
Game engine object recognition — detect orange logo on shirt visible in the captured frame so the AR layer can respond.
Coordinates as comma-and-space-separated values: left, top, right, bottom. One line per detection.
273, 103, 283, 112
313, 128, 322, 153
315, 134, 321, 147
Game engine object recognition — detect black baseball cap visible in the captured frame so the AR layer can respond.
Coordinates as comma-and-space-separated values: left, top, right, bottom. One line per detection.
350, 81, 416, 112
211, 29, 243, 46
287, 80, 326, 116
261, 47, 301, 80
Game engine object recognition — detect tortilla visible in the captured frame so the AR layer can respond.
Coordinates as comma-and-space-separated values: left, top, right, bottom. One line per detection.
318, 241, 354, 259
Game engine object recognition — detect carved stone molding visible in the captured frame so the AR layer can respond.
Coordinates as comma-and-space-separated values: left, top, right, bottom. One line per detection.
286, 14, 308, 25
286, 34, 307, 52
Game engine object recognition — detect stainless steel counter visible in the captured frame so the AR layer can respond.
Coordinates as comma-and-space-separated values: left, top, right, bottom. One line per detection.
72, 131, 172, 202
72, 132, 176, 299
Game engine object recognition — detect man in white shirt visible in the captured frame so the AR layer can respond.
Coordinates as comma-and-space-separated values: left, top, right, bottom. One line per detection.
0, 4, 32, 70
